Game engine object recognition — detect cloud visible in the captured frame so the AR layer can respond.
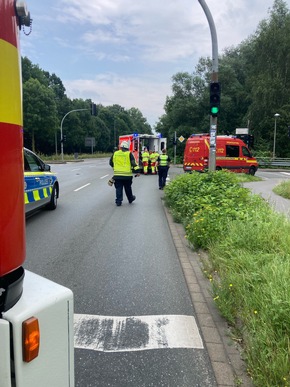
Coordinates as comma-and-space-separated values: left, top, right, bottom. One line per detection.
22, 0, 282, 127
64, 74, 172, 126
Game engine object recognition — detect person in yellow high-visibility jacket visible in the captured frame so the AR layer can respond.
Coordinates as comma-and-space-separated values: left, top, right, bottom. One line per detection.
157, 149, 171, 190
142, 148, 150, 175
109, 141, 140, 206
149, 150, 158, 175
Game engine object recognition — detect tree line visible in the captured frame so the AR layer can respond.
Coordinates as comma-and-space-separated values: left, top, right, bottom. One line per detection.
22, 58, 152, 155
157, 0, 290, 159
23, 0, 290, 158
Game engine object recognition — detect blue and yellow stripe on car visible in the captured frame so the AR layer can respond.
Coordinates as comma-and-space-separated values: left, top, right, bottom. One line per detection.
24, 187, 52, 205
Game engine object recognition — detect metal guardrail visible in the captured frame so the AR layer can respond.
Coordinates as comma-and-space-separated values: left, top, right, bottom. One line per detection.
257, 158, 290, 167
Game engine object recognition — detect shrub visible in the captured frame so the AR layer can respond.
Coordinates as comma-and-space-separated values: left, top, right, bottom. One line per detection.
165, 170, 290, 386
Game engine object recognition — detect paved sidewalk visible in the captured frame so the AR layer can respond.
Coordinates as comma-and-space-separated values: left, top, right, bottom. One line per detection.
163, 204, 253, 387
243, 179, 290, 217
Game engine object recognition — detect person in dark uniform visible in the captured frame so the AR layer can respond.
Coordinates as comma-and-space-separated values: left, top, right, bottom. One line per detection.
157, 149, 171, 190
109, 141, 140, 206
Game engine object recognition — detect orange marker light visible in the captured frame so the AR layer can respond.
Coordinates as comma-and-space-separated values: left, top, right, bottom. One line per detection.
22, 317, 40, 362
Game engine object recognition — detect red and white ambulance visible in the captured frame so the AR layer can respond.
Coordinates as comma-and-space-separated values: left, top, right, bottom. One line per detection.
183, 134, 258, 175
119, 133, 167, 170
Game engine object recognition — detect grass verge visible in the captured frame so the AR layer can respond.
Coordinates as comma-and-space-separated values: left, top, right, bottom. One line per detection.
273, 180, 290, 199
164, 171, 290, 387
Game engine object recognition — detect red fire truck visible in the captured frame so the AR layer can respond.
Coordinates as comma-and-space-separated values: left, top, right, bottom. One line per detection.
183, 134, 258, 175
0, 2, 74, 386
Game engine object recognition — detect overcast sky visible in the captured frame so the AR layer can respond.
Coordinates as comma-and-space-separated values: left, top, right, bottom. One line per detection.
21, 0, 289, 127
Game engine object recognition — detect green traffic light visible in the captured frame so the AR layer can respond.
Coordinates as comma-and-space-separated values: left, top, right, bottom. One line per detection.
211, 107, 219, 114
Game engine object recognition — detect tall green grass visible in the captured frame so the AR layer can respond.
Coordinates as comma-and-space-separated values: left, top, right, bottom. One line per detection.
165, 171, 290, 387
273, 180, 290, 199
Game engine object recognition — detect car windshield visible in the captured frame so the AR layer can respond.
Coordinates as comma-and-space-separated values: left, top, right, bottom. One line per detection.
24, 150, 42, 172
242, 146, 252, 157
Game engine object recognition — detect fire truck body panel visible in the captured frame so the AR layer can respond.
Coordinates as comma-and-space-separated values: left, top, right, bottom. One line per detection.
1, 2, 75, 386
0, 0, 25, 277
119, 134, 167, 168
183, 134, 258, 175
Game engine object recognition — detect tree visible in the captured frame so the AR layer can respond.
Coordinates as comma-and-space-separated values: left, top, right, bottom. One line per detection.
23, 78, 58, 152
156, 0, 290, 158
243, 0, 290, 154
127, 107, 152, 134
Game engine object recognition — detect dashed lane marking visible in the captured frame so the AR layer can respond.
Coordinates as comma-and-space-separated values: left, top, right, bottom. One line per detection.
74, 183, 91, 192
74, 314, 204, 353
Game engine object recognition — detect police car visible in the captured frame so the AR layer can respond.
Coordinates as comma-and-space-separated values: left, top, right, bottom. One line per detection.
24, 148, 59, 216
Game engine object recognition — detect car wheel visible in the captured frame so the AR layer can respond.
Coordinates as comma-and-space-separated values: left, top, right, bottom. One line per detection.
46, 185, 58, 210
249, 167, 256, 176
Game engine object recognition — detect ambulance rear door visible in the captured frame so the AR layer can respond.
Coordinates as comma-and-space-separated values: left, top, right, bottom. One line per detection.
183, 137, 207, 172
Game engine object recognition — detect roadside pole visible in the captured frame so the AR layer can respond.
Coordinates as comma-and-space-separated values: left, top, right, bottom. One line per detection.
198, 0, 219, 171
174, 131, 177, 165
60, 109, 89, 161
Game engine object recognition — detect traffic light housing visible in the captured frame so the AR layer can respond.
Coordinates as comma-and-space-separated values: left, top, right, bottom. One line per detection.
91, 103, 97, 116
210, 82, 220, 117
248, 134, 254, 148
171, 136, 177, 145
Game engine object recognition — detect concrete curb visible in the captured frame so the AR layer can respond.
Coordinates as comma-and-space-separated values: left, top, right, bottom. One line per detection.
163, 203, 253, 387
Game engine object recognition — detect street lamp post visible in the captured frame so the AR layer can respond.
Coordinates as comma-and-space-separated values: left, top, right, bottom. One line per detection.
198, 0, 219, 171
114, 119, 116, 148
273, 113, 280, 159
60, 109, 89, 161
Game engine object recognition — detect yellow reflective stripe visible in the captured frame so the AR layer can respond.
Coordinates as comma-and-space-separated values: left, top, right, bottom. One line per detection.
33, 190, 41, 201
43, 188, 49, 198
25, 188, 52, 203
246, 160, 258, 164
0, 39, 22, 126
24, 172, 55, 176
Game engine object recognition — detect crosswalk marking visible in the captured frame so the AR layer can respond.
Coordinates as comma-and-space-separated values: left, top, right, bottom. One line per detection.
74, 314, 204, 353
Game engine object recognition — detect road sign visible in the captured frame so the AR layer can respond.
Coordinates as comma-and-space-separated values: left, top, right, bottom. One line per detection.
85, 137, 95, 147
178, 136, 185, 143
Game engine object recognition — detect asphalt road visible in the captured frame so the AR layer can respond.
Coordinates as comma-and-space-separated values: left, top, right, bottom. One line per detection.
246, 169, 290, 216
24, 163, 290, 387
24, 159, 217, 387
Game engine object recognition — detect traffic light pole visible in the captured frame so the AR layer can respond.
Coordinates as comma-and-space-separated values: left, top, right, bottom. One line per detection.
198, 0, 219, 171
174, 131, 177, 165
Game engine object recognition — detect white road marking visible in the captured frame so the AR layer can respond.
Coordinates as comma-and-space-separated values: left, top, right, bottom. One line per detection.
74, 314, 204, 353
74, 183, 91, 192
100, 174, 109, 179
280, 172, 290, 176
71, 168, 81, 171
